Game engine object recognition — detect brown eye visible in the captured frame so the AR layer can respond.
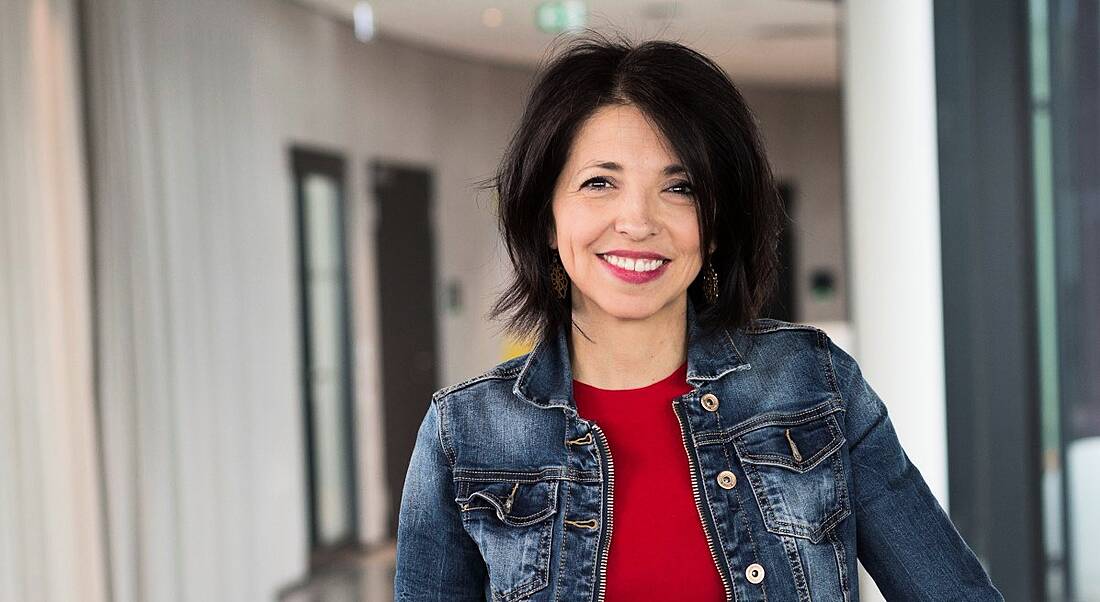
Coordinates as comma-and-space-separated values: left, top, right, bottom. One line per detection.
666, 180, 695, 196
581, 176, 612, 190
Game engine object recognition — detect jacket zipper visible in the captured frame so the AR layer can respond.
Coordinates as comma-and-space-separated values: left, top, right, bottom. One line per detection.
672, 398, 734, 600
590, 423, 615, 602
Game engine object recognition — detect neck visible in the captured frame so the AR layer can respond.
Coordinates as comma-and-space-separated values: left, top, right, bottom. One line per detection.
568, 295, 688, 390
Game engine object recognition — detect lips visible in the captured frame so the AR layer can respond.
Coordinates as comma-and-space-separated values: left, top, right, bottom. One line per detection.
598, 253, 670, 284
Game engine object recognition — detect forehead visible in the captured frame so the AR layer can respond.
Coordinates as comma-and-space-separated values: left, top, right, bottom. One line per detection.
567, 104, 678, 166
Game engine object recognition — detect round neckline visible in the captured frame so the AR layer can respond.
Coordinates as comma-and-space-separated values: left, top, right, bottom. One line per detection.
572, 361, 688, 394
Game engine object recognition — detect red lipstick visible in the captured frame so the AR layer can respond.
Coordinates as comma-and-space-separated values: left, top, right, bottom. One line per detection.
598, 252, 670, 284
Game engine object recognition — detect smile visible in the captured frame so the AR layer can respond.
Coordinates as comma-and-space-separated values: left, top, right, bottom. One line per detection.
598, 253, 670, 284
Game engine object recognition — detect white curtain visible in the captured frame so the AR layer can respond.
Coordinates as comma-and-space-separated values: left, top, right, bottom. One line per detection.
0, 1, 108, 601
82, 0, 309, 600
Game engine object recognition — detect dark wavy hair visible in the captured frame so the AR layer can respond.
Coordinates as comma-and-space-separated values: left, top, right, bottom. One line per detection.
484, 30, 783, 345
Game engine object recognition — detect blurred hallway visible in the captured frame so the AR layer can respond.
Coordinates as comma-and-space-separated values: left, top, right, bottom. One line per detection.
3, 0, 1099, 600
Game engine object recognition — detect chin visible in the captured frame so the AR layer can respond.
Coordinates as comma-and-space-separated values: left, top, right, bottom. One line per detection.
586, 293, 674, 322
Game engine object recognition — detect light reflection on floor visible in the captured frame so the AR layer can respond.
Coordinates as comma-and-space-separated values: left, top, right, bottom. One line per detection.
280, 543, 395, 602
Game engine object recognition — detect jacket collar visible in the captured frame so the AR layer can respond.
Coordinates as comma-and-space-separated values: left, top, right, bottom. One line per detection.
512, 297, 751, 413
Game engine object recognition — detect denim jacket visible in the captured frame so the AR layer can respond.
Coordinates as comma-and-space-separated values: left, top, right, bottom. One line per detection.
394, 300, 1004, 601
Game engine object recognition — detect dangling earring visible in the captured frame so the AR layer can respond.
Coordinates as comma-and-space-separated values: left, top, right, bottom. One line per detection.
703, 258, 719, 304
550, 252, 569, 300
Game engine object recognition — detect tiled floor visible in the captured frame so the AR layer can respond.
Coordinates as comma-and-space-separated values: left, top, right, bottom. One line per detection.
280, 543, 396, 602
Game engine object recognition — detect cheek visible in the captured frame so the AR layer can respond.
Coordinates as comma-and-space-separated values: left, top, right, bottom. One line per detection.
557, 208, 601, 248
671, 220, 704, 254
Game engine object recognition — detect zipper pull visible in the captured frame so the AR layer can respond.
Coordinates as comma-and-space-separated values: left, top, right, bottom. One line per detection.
503, 482, 519, 513
785, 428, 803, 462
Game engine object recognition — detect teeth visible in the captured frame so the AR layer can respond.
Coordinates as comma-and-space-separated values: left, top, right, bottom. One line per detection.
601, 254, 666, 272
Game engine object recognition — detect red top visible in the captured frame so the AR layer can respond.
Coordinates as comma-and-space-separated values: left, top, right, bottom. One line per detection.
572, 362, 726, 600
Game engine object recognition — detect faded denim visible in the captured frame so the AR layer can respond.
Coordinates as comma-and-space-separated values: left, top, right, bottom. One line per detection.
394, 300, 1004, 601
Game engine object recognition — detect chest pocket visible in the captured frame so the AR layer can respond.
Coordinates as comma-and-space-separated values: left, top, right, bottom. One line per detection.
454, 474, 559, 601
731, 401, 850, 543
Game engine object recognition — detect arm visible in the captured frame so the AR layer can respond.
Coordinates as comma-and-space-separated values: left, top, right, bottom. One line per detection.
827, 338, 1004, 601
394, 399, 488, 601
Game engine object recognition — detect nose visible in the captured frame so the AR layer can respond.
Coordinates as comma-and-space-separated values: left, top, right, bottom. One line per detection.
614, 188, 660, 240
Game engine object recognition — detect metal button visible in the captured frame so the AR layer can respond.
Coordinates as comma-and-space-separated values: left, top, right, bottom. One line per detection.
745, 563, 765, 584
717, 470, 737, 489
700, 393, 719, 412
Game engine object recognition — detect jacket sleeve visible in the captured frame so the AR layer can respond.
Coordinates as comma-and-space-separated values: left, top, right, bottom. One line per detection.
827, 337, 1004, 601
394, 398, 488, 601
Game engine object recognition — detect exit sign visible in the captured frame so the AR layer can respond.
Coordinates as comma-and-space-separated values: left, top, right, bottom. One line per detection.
535, 1, 587, 33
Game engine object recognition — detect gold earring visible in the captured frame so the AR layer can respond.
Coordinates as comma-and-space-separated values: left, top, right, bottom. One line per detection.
703, 258, 719, 304
550, 253, 569, 300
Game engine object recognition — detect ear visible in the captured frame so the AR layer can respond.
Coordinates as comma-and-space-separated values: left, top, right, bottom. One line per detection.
548, 225, 557, 250
708, 239, 717, 255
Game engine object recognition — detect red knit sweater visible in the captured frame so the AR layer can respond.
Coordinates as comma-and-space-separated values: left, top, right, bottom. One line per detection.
572, 361, 726, 600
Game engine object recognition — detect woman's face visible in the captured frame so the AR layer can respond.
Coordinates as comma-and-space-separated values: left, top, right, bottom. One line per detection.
550, 103, 714, 325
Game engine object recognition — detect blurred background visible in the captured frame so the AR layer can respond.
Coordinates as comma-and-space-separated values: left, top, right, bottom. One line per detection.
1, 0, 1097, 600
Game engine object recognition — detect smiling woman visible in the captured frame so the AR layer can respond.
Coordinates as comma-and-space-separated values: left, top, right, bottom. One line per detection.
486, 31, 783, 350
394, 29, 1004, 602
549, 104, 710, 328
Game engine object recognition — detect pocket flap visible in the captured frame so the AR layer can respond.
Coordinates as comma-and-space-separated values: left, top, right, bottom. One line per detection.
456, 479, 559, 527
734, 407, 845, 473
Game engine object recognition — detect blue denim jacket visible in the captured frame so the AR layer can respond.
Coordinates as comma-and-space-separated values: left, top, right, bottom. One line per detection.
394, 300, 1004, 601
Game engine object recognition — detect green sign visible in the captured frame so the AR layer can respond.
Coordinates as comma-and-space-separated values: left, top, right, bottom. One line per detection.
535, 1, 587, 33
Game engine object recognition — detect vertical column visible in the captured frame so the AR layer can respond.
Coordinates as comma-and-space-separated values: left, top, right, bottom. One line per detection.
841, 1, 945, 600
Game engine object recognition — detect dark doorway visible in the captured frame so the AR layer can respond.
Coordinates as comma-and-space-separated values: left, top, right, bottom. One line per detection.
763, 181, 797, 321
290, 147, 361, 566
371, 160, 440, 537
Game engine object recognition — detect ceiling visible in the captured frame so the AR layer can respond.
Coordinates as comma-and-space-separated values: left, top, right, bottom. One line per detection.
296, 0, 841, 88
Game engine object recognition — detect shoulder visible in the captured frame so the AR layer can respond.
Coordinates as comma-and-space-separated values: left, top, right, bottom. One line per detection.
431, 352, 529, 404
739, 317, 855, 388
737, 317, 832, 358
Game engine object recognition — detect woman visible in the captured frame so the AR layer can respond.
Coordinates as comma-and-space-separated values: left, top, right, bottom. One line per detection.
394, 32, 1003, 602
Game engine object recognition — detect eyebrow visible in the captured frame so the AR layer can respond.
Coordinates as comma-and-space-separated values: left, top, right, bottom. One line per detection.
579, 161, 688, 176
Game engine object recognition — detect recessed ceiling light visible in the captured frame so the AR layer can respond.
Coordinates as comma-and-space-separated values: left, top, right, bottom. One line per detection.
353, 1, 374, 42
482, 7, 504, 28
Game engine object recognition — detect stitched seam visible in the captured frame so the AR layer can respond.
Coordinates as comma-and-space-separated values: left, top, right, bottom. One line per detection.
828, 528, 850, 602
435, 399, 457, 468
722, 400, 846, 438
781, 535, 813, 602
461, 481, 559, 526
822, 332, 844, 398
689, 362, 753, 383
723, 328, 747, 367
554, 478, 572, 602
739, 457, 850, 541
728, 466, 765, 602
474, 484, 556, 602
744, 319, 824, 335
433, 365, 524, 402
454, 468, 565, 481
735, 425, 846, 473
696, 402, 845, 446
453, 468, 601, 484
742, 463, 779, 537
511, 335, 546, 403
513, 502, 554, 600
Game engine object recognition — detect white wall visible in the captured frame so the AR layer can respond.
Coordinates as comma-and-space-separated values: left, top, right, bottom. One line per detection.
0, 1, 107, 601
743, 86, 846, 324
